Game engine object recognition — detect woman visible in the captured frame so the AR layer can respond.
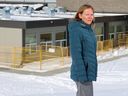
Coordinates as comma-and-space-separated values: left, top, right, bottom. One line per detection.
68, 4, 98, 96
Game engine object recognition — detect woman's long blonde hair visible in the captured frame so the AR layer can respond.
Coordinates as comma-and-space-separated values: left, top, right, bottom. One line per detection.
75, 4, 94, 21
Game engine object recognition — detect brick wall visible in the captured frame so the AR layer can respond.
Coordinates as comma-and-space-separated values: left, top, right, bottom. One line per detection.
57, 0, 128, 13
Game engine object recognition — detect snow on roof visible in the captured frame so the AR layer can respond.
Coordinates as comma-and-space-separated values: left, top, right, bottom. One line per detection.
0, 15, 61, 21
94, 13, 127, 17
0, 9, 127, 21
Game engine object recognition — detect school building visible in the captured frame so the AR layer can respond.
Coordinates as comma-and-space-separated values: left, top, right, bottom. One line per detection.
0, 0, 128, 67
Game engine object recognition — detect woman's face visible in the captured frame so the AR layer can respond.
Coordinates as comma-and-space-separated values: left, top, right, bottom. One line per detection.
79, 8, 94, 25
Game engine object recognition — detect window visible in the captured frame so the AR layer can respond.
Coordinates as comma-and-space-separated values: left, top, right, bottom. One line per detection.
25, 33, 36, 44
56, 32, 66, 40
95, 26, 104, 41
95, 27, 103, 35
116, 25, 123, 32
55, 32, 66, 46
125, 25, 128, 32
109, 26, 114, 33
25, 33, 37, 54
40, 33, 52, 42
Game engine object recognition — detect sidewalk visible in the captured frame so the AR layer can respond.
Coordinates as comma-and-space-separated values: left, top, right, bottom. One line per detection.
0, 57, 71, 76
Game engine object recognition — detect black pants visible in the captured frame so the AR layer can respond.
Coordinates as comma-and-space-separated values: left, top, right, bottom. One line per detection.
75, 81, 93, 96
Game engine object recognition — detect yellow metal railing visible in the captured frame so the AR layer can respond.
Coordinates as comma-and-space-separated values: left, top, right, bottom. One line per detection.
40, 45, 69, 69
97, 39, 113, 55
117, 34, 128, 47
0, 46, 69, 70
1, 40, 128, 70
0, 46, 13, 63
12, 47, 42, 68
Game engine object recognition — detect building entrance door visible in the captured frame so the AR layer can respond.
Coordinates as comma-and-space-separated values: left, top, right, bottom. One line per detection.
40, 33, 52, 46
25, 33, 37, 54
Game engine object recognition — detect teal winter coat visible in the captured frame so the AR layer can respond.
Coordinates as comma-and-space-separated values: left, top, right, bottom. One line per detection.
68, 20, 98, 82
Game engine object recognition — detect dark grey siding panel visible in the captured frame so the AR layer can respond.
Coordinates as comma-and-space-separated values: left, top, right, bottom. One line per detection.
26, 19, 68, 28
0, 19, 68, 29
95, 15, 128, 23
0, 20, 26, 28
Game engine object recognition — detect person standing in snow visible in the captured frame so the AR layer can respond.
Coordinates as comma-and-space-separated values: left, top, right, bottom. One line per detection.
68, 4, 98, 96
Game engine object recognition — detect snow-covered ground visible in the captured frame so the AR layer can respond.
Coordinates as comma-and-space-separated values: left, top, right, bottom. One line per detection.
0, 54, 128, 96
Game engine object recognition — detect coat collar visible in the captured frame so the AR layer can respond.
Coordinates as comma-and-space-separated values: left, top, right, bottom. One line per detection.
78, 20, 91, 29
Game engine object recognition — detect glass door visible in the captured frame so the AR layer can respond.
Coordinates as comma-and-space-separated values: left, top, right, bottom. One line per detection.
55, 32, 67, 47
94, 23, 104, 41
40, 33, 52, 51
25, 33, 37, 54
40, 33, 52, 46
